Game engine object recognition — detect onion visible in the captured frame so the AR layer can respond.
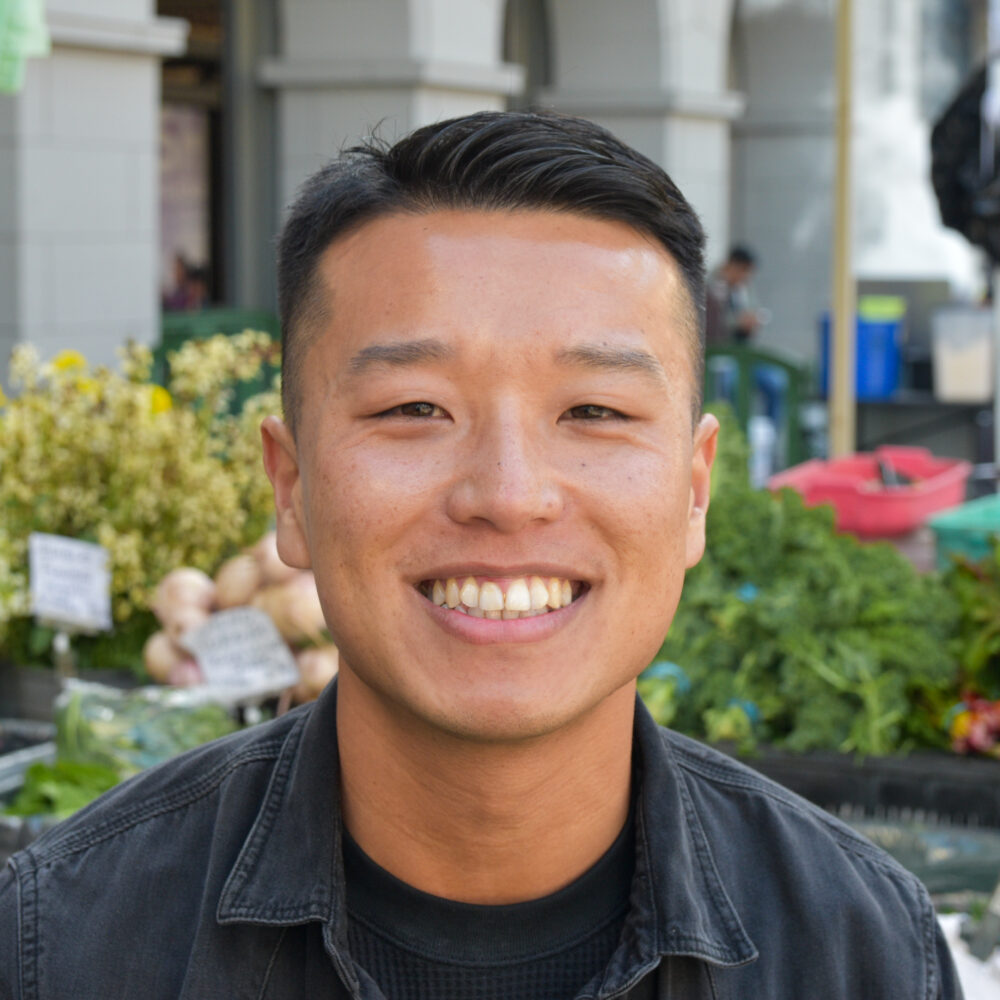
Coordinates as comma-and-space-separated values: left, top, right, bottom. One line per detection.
252, 572, 326, 645
214, 553, 262, 609
292, 645, 339, 702
167, 658, 205, 687
253, 531, 299, 586
142, 630, 186, 684
163, 604, 210, 643
152, 567, 216, 624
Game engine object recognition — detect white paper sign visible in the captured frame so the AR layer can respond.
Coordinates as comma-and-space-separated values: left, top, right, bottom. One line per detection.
179, 607, 299, 697
29, 533, 112, 632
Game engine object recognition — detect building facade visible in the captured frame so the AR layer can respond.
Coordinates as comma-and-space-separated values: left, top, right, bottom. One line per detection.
0, 0, 987, 371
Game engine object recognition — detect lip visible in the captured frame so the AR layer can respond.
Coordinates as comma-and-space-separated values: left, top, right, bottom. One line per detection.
415, 586, 588, 645
411, 563, 590, 584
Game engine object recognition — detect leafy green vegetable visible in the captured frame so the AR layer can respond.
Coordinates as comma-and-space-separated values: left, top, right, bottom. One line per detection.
4, 760, 120, 819
641, 406, 960, 755
943, 542, 1000, 700
56, 682, 239, 777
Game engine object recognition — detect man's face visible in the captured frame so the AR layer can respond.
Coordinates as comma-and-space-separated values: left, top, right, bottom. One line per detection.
263, 209, 717, 742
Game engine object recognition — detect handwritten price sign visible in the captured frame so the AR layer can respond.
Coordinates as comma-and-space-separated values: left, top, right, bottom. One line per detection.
29, 533, 112, 632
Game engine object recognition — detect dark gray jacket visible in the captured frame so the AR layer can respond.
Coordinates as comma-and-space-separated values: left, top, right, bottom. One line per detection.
0, 683, 963, 999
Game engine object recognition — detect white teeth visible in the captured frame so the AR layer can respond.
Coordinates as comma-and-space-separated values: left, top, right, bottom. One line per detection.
529, 576, 550, 610
428, 575, 580, 616
504, 578, 531, 612
478, 581, 504, 611
460, 577, 479, 608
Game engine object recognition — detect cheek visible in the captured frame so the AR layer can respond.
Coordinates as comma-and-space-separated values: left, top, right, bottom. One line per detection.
304, 445, 445, 569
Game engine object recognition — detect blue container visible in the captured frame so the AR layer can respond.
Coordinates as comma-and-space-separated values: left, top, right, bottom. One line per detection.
819, 313, 903, 400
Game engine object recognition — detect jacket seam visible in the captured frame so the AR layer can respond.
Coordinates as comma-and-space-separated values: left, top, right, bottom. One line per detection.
256, 926, 288, 1000
919, 883, 937, 1000
21, 738, 287, 869
673, 768, 756, 964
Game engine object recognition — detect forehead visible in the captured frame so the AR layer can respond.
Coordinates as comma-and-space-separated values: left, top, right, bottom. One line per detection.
309, 208, 696, 378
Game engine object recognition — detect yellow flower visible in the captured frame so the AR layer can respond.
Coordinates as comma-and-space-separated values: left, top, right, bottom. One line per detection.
149, 385, 172, 414
51, 349, 88, 372
75, 377, 99, 398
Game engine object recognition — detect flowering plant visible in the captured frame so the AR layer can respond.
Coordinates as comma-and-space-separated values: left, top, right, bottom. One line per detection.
0, 333, 281, 666
949, 695, 1000, 758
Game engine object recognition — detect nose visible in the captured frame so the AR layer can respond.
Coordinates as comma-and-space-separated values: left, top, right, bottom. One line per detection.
445, 409, 564, 532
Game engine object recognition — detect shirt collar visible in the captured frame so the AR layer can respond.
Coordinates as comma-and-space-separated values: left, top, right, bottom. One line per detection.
216, 683, 756, 991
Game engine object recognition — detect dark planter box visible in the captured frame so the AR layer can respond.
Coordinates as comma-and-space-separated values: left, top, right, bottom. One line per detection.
728, 746, 1000, 829
0, 662, 140, 722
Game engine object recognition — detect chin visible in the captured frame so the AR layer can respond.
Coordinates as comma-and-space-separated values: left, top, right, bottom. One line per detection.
416, 680, 625, 746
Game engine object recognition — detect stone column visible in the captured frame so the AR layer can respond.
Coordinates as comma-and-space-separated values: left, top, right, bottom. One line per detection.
261, 0, 524, 218
0, 0, 186, 369
543, 0, 743, 259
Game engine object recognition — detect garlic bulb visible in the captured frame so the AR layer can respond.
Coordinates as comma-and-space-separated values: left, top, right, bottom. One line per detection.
292, 645, 339, 702
253, 532, 299, 587
214, 553, 262, 609
152, 567, 216, 624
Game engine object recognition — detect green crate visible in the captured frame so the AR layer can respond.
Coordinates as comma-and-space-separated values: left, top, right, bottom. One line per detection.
928, 492, 1000, 568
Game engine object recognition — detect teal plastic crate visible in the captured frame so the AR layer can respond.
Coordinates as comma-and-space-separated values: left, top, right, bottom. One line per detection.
928, 493, 1000, 568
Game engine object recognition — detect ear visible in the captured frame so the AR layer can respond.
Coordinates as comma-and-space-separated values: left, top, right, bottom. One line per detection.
261, 415, 312, 569
685, 412, 719, 569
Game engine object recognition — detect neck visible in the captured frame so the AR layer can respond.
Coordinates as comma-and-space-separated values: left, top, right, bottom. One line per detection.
336, 670, 635, 905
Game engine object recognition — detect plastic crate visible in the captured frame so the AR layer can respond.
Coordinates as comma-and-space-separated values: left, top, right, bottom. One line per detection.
928, 492, 1000, 568
931, 306, 994, 403
768, 446, 971, 537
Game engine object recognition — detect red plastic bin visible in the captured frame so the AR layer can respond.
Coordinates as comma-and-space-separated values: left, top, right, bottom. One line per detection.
767, 446, 971, 537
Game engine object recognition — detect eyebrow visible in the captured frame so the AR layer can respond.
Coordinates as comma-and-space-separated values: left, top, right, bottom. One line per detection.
554, 343, 669, 386
347, 338, 456, 375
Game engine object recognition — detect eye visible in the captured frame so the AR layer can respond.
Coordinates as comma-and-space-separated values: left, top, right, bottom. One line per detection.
564, 404, 628, 421
376, 401, 447, 418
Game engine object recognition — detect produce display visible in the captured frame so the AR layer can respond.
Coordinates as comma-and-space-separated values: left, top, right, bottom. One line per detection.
3, 680, 241, 820
941, 544, 1000, 757
53, 680, 239, 776
0, 336, 280, 673
640, 407, 963, 756
144, 532, 338, 703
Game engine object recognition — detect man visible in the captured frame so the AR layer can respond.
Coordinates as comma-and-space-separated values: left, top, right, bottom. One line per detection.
705, 245, 763, 346
0, 112, 961, 999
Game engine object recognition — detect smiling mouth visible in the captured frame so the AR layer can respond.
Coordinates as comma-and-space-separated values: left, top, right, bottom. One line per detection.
418, 576, 586, 620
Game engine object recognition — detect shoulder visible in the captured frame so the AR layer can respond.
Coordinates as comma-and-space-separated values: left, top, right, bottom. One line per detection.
660, 726, 920, 879
13, 705, 308, 874
656, 729, 948, 991
0, 705, 314, 998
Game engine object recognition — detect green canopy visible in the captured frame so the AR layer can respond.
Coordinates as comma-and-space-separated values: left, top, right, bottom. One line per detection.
0, 0, 49, 94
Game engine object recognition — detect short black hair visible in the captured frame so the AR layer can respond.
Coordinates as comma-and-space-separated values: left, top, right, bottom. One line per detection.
277, 110, 706, 427
728, 244, 757, 268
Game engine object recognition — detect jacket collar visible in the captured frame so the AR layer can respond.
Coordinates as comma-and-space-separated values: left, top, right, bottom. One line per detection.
217, 682, 756, 992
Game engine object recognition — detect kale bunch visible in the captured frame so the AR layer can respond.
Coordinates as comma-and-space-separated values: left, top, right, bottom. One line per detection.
650, 408, 960, 756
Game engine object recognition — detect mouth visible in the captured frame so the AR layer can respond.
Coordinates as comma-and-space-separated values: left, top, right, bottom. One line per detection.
417, 575, 588, 620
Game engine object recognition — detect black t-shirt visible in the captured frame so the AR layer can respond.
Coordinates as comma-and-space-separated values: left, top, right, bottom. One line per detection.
343, 810, 635, 1000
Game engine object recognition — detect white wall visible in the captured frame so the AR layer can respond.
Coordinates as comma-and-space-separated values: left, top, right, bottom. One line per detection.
544, 0, 741, 263
264, 0, 522, 218
0, 1, 185, 370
